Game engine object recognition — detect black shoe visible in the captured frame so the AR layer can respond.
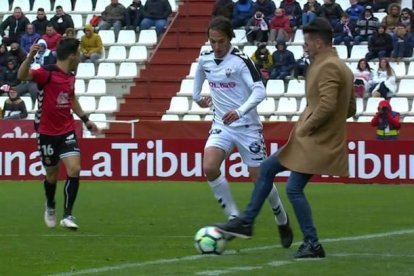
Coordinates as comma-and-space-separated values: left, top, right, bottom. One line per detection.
278, 216, 293, 248
294, 241, 326, 258
215, 217, 253, 239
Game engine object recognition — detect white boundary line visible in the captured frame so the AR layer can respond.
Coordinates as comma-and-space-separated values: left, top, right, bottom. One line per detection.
48, 228, 414, 276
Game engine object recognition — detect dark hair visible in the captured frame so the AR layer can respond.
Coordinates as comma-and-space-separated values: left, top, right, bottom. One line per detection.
56, 5, 63, 10
303, 17, 333, 44
207, 16, 234, 40
46, 22, 55, 28
37, 8, 45, 12
357, 58, 371, 72
56, 38, 80, 60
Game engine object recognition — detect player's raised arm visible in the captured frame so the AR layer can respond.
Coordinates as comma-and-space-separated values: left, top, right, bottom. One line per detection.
18, 42, 40, 81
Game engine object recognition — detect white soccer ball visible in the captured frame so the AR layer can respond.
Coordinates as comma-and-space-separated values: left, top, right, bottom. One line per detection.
194, 226, 227, 255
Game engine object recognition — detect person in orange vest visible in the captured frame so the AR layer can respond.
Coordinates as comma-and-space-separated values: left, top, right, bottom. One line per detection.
371, 100, 400, 140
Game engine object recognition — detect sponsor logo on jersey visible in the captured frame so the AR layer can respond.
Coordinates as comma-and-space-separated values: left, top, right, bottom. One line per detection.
249, 142, 261, 154
56, 92, 70, 108
226, 68, 232, 77
208, 82, 236, 88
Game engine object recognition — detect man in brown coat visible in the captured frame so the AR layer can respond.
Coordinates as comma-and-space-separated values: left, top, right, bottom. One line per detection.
216, 17, 356, 258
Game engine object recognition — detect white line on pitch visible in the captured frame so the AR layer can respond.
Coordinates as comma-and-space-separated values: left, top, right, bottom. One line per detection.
48, 228, 414, 276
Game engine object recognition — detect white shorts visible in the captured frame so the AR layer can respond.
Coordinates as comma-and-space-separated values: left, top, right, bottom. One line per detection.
205, 123, 266, 167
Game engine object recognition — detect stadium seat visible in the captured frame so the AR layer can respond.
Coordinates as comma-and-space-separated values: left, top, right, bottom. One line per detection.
74, 79, 86, 95
128, 45, 148, 62
356, 98, 364, 116
0, 96, 8, 108
349, 45, 368, 61
293, 29, 304, 44
117, 30, 137, 46
373, 12, 387, 22
76, 63, 95, 79
96, 62, 116, 79
297, 97, 307, 114
390, 62, 406, 79
186, 62, 198, 79
54, 0, 73, 11
182, 114, 202, 121
188, 101, 211, 115
334, 45, 348, 60
268, 115, 288, 121
242, 45, 256, 58
265, 79, 285, 98
161, 114, 180, 121
356, 116, 372, 122
74, 0, 93, 13
33, 0, 52, 12
25, 14, 37, 23
390, 97, 409, 115
95, 0, 108, 12
137, 30, 157, 46
106, 46, 127, 62
76, 29, 84, 40
96, 96, 117, 113
403, 116, 414, 122
12, 0, 31, 11
396, 79, 414, 97
257, 98, 276, 115
406, 62, 414, 78
286, 45, 303, 60
166, 97, 190, 115
71, 14, 83, 30
204, 114, 214, 121
231, 29, 248, 46
285, 79, 305, 97
21, 97, 33, 112
0, 4, 9, 12
177, 79, 194, 97
291, 115, 300, 121
274, 97, 297, 115
168, 0, 177, 12
336, 0, 351, 10
363, 98, 382, 116
25, 113, 36, 120
89, 113, 108, 129
99, 30, 116, 46
86, 79, 106, 96
116, 62, 137, 79
78, 96, 96, 113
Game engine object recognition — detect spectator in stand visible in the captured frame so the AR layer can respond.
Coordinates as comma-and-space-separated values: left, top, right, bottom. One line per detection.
50, 6, 75, 36
140, 0, 172, 37
333, 14, 356, 58
357, 0, 374, 7
346, 0, 364, 24
0, 7, 30, 46
370, 58, 396, 99
373, 0, 400, 13
1, 85, 28, 120
125, 0, 143, 30
270, 40, 296, 80
279, 0, 302, 29
232, 0, 255, 29
63, 28, 76, 39
365, 25, 393, 61
319, 0, 344, 28
391, 24, 414, 61
80, 24, 103, 64
212, 0, 234, 20
20, 24, 41, 54
98, 0, 127, 40
353, 58, 373, 97
371, 100, 400, 140
399, 8, 414, 32
302, 0, 322, 27
382, 3, 401, 34
0, 44, 10, 71
294, 44, 310, 78
30, 39, 56, 70
268, 8, 292, 44
354, 5, 379, 45
245, 11, 269, 44
251, 42, 273, 83
42, 24, 62, 52
0, 58, 31, 100
8, 42, 26, 66
253, 0, 276, 22
32, 8, 50, 36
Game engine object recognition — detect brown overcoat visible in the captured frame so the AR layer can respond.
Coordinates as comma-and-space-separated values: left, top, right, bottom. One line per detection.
278, 48, 356, 177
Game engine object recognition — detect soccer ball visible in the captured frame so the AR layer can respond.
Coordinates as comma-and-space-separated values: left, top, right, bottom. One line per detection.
194, 226, 226, 255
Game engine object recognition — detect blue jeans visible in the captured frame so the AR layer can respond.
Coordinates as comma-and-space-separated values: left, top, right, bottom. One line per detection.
140, 18, 167, 36
242, 153, 318, 243
302, 12, 317, 26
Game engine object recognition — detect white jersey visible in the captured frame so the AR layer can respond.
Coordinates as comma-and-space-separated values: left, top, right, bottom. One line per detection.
193, 46, 265, 128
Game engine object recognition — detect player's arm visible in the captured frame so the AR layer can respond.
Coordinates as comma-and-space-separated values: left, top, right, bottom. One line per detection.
192, 60, 211, 108
72, 97, 98, 132
18, 42, 39, 81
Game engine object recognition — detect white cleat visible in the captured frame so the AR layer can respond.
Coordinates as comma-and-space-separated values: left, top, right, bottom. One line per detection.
44, 206, 57, 228
60, 216, 79, 230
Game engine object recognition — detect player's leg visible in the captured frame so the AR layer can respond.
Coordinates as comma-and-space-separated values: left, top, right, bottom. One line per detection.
204, 126, 239, 219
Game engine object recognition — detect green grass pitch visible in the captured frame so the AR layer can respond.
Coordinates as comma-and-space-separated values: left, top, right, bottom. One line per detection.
1, 181, 414, 275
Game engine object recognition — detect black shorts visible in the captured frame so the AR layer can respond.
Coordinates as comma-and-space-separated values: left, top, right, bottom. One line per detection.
37, 131, 80, 167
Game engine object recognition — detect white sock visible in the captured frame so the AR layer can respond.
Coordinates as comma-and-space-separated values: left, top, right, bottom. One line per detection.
208, 174, 239, 219
267, 184, 288, 225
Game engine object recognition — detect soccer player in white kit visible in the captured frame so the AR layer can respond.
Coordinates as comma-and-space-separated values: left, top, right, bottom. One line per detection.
193, 16, 293, 248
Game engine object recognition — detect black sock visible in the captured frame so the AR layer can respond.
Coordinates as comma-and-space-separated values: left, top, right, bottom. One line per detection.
63, 176, 80, 217
44, 179, 56, 209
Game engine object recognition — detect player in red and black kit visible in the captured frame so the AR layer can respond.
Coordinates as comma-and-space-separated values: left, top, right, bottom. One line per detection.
18, 38, 98, 230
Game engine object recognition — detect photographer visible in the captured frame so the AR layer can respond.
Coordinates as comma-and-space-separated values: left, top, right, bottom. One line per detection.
371, 100, 400, 140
